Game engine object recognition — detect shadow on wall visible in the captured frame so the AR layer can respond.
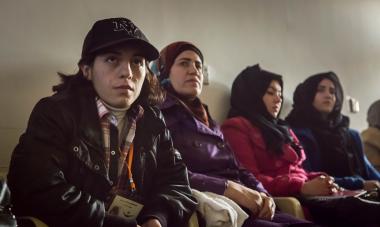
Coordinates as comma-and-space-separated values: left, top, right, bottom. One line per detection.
200, 81, 231, 124
0, 67, 60, 174
280, 96, 293, 120
0, 167, 6, 178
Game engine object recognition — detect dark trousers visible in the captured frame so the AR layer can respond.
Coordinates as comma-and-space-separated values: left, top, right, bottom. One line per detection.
243, 211, 317, 227
301, 196, 380, 227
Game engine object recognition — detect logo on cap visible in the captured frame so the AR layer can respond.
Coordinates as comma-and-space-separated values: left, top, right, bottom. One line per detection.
112, 20, 140, 37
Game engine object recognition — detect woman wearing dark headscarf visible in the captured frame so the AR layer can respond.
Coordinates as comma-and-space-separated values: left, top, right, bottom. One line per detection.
156, 42, 313, 227
286, 72, 380, 191
222, 65, 380, 226
222, 65, 336, 197
362, 100, 380, 172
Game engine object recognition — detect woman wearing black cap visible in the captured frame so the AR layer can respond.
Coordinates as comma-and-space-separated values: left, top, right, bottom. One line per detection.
222, 66, 380, 226
7, 18, 196, 227
157, 42, 314, 227
286, 72, 380, 192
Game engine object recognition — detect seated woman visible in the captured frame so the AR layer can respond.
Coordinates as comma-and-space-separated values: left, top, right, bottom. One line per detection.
285, 72, 380, 191
362, 99, 380, 172
156, 41, 312, 227
222, 65, 380, 226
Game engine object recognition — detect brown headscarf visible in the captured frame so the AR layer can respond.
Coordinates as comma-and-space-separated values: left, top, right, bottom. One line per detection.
157, 41, 208, 126
156, 41, 203, 83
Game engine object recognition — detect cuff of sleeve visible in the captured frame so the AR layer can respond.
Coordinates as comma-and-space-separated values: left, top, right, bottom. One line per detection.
339, 177, 365, 190
357, 178, 365, 189
190, 176, 228, 195
308, 172, 325, 179
255, 181, 269, 194
347, 177, 365, 190
103, 214, 137, 227
140, 212, 168, 227
292, 178, 306, 195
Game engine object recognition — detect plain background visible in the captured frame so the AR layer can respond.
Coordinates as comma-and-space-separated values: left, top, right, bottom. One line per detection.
1, 0, 380, 174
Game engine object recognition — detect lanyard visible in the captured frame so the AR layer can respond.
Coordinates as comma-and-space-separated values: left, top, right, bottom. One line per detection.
126, 144, 136, 192
108, 122, 136, 193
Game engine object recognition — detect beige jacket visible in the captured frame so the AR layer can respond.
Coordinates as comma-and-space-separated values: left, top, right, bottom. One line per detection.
361, 127, 380, 172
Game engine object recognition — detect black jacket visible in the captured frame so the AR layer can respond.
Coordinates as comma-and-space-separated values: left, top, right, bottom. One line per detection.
7, 85, 196, 227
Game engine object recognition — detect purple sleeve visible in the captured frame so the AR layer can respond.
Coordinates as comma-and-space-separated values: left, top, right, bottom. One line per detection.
187, 170, 228, 195
238, 165, 269, 194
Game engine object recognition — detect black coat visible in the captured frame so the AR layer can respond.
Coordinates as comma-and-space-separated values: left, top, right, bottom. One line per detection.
7, 85, 196, 227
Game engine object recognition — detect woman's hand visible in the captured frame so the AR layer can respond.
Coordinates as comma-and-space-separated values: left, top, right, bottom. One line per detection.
140, 218, 162, 227
363, 180, 380, 191
256, 192, 275, 220
223, 180, 264, 217
301, 175, 338, 196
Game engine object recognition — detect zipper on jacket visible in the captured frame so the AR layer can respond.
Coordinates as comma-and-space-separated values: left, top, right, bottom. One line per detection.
140, 149, 146, 188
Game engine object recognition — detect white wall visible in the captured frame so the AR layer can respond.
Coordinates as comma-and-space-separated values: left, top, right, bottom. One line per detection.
1, 0, 380, 171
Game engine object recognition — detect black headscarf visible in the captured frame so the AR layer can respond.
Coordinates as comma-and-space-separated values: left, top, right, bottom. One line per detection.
286, 72, 367, 177
286, 72, 345, 128
228, 64, 298, 156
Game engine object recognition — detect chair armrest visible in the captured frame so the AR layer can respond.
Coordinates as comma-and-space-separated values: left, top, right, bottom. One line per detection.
187, 212, 199, 227
274, 197, 305, 220
17, 216, 48, 227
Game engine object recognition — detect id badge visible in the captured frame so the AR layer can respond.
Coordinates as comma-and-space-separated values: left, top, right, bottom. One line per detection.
107, 195, 144, 220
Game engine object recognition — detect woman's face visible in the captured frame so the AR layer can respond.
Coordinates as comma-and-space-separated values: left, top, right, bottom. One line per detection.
262, 80, 282, 118
313, 78, 336, 114
81, 45, 146, 109
169, 50, 203, 99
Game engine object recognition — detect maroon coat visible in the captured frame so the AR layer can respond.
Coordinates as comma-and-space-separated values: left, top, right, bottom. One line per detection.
222, 116, 323, 196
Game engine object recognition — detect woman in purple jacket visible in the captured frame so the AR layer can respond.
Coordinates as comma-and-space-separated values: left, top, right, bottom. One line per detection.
155, 41, 313, 227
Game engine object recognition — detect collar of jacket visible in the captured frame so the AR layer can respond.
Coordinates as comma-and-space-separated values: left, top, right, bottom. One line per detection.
161, 92, 208, 115
160, 93, 224, 139
160, 92, 180, 110
73, 87, 146, 154
74, 87, 105, 155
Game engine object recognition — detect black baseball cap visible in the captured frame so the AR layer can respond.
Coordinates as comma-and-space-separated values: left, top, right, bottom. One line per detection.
80, 17, 159, 62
